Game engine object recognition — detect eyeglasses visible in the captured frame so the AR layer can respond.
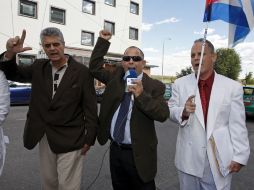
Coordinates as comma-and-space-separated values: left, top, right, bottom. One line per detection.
43, 42, 61, 49
122, 56, 143, 62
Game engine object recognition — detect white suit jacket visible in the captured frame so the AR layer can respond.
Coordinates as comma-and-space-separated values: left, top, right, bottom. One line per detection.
169, 73, 250, 189
0, 70, 10, 176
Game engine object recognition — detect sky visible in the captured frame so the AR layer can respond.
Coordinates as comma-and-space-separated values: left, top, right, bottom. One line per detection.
141, 0, 254, 78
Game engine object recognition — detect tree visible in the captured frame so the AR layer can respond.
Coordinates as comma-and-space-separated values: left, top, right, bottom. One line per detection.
245, 72, 253, 84
214, 48, 241, 80
244, 71, 254, 85
176, 66, 193, 78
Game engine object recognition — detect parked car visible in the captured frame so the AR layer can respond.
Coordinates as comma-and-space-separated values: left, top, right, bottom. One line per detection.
96, 87, 105, 103
164, 83, 172, 101
9, 81, 31, 105
243, 86, 254, 116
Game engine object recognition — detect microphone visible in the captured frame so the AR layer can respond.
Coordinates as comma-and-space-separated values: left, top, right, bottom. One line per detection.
126, 68, 137, 86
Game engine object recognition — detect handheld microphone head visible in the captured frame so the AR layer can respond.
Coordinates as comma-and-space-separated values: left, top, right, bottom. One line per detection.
126, 68, 137, 88
127, 68, 137, 78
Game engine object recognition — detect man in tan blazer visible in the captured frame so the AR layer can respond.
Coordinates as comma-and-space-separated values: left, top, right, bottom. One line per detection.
0, 27, 98, 190
89, 30, 169, 190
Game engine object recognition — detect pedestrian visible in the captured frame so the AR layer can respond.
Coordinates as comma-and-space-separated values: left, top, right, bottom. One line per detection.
168, 38, 250, 190
89, 30, 169, 190
0, 27, 98, 190
0, 70, 10, 176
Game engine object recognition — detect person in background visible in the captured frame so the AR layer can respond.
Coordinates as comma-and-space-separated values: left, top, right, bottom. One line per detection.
89, 30, 169, 190
0, 27, 98, 190
168, 38, 250, 190
0, 70, 10, 176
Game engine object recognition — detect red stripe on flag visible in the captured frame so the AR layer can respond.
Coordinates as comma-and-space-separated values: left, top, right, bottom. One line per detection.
206, 0, 219, 7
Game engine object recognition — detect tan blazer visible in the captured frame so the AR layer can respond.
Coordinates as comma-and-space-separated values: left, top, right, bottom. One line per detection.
89, 37, 169, 183
0, 54, 98, 153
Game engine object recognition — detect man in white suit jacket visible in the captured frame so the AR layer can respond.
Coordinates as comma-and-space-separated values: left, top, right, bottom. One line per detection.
0, 70, 10, 176
169, 39, 250, 190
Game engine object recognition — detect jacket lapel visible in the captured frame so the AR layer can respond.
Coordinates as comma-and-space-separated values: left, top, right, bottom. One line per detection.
206, 73, 224, 140
190, 74, 205, 129
51, 58, 77, 103
44, 61, 53, 100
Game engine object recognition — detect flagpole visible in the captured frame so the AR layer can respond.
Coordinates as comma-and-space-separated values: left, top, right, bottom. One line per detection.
188, 22, 209, 125
194, 22, 209, 93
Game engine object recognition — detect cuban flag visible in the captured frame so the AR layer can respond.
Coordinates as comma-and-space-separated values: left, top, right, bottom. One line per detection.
203, 0, 254, 47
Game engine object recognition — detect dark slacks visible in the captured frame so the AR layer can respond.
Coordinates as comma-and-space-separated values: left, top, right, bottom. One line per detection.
110, 142, 156, 190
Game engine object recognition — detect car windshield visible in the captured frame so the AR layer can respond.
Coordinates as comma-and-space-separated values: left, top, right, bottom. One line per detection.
243, 87, 254, 95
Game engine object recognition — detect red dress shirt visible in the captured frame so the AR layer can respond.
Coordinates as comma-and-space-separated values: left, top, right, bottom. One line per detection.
198, 72, 215, 126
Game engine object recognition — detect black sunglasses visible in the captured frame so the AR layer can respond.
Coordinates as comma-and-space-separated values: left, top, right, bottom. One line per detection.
122, 56, 143, 62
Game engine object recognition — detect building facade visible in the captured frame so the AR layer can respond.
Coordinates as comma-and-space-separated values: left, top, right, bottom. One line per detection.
0, 0, 142, 67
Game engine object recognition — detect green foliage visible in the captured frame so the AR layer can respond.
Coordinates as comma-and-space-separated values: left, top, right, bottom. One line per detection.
151, 75, 176, 83
214, 48, 241, 80
244, 72, 254, 85
176, 66, 193, 78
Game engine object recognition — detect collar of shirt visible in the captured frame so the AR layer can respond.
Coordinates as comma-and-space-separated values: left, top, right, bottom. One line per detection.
52, 62, 68, 74
198, 71, 215, 89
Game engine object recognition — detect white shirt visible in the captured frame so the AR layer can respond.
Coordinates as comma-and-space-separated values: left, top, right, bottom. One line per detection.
110, 72, 143, 144
51, 63, 68, 97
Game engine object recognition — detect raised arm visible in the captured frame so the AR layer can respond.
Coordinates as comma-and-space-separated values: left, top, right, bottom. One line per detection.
0, 30, 33, 82
89, 30, 112, 84
5, 30, 32, 60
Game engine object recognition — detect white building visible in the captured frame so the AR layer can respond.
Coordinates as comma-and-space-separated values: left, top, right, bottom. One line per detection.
0, 0, 142, 66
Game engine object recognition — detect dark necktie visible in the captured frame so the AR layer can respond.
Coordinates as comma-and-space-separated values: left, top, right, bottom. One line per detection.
199, 80, 207, 124
113, 92, 132, 143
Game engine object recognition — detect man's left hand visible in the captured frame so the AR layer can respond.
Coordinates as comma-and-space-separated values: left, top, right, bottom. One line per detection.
229, 161, 243, 173
128, 79, 143, 97
81, 144, 90, 156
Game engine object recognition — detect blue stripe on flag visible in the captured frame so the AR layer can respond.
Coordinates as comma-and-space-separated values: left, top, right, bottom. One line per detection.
234, 26, 250, 44
203, 3, 248, 27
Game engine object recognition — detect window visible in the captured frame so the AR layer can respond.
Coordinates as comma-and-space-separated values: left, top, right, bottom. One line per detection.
105, 0, 115, 6
19, 0, 37, 18
82, 0, 95, 15
129, 27, 138, 40
130, 1, 139, 15
18, 54, 36, 66
50, 7, 66, 25
73, 56, 90, 67
81, 31, 94, 46
104, 21, 115, 35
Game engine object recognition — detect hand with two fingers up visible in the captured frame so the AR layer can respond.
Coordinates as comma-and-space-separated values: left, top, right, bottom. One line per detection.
5, 30, 32, 59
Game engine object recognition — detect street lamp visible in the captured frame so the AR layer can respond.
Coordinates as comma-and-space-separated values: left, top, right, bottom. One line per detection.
161, 38, 171, 82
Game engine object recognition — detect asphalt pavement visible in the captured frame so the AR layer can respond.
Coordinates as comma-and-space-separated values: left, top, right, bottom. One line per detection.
0, 106, 253, 190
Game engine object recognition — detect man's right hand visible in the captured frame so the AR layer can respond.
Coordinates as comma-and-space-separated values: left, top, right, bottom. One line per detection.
5, 30, 32, 59
182, 95, 196, 119
99, 30, 112, 41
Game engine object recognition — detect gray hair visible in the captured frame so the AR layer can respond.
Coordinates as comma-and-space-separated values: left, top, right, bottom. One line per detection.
40, 27, 64, 43
194, 38, 215, 53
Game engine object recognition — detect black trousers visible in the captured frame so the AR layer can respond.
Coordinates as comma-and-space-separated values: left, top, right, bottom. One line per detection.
110, 142, 156, 190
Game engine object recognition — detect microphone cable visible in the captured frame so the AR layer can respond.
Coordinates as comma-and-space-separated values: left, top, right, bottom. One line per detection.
85, 97, 134, 190
85, 94, 163, 190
